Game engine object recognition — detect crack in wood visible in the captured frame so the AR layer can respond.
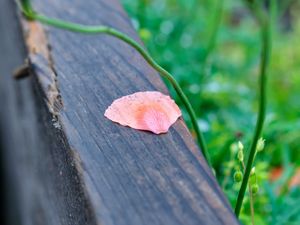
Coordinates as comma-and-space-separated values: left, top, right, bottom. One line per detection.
21, 18, 63, 116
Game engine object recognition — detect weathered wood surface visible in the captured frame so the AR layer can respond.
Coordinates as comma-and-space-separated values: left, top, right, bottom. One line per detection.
0, 1, 96, 224
0, 0, 239, 224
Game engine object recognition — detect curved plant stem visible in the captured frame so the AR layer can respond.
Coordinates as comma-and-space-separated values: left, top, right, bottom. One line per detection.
234, 2, 272, 217
19, 2, 212, 166
20, 0, 32, 14
241, 160, 255, 225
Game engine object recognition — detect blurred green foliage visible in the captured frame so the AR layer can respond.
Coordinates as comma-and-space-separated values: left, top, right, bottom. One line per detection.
121, 0, 300, 224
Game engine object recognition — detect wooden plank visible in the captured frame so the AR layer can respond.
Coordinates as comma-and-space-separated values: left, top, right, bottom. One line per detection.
1, 0, 239, 224
0, 1, 97, 224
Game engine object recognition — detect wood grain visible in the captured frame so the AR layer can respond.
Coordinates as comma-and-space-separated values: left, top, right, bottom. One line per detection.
0, 0, 239, 224
0, 1, 97, 224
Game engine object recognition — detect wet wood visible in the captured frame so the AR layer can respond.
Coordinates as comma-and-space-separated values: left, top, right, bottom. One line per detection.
0, 0, 239, 224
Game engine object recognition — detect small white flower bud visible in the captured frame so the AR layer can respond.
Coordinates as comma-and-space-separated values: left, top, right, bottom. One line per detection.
238, 150, 244, 162
250, 167, 256, 176
256, 138, 265, 152
238, 141, 244, 151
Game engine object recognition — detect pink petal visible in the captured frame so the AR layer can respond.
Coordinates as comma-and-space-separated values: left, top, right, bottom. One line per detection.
104, 91, 181, 134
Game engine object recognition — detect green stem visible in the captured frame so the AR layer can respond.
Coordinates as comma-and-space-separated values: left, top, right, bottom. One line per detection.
241, 158, 255, 225
234, 2, 272, 217
19, 2, 212, 166
19, 0, 34, 18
